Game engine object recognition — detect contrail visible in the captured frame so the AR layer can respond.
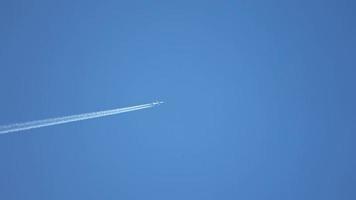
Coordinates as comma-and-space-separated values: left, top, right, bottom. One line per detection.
0, 101, 164, 135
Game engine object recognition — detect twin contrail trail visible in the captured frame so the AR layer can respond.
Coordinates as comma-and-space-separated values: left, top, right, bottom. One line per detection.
0, 101, 164, 135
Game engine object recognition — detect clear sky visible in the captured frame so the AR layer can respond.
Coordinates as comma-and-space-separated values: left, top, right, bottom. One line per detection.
0, 0, 355, 199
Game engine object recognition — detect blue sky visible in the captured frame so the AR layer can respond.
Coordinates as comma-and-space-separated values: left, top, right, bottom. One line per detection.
0, 0, 355, 199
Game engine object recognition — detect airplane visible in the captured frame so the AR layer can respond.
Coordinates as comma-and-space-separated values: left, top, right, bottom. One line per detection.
152, 101, 164, 106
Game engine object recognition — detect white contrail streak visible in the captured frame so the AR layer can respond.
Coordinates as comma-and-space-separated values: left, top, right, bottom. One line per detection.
0, 101, 164, 135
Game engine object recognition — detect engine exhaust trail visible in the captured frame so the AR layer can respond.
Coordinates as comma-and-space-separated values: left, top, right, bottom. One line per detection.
0, 101, 164, 135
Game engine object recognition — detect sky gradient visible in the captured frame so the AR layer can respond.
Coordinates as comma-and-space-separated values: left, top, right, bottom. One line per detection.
0, 0, 356, 199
